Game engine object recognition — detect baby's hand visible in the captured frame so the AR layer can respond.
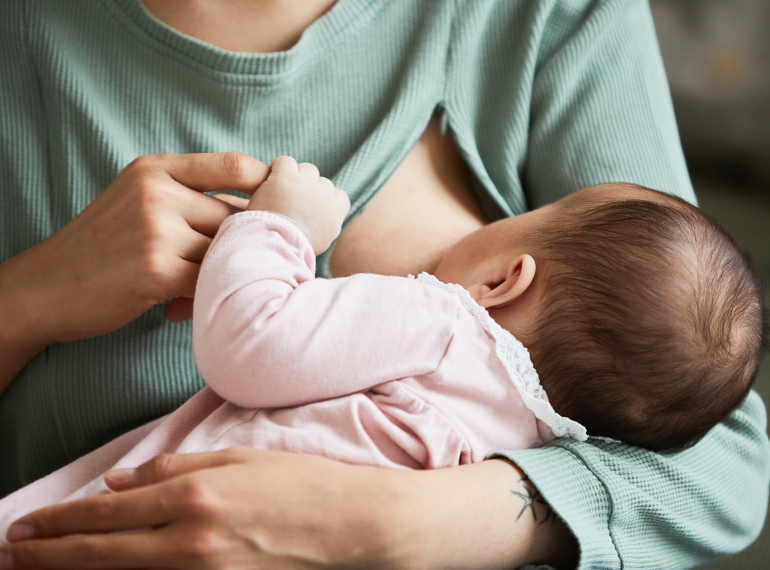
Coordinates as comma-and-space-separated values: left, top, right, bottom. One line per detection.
247, 156, 350, 255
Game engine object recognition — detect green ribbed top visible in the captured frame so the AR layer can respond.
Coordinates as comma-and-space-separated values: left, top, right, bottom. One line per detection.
1, 0, 768, 568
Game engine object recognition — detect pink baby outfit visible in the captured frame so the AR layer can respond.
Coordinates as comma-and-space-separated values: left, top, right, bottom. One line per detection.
0, 212, 586, 538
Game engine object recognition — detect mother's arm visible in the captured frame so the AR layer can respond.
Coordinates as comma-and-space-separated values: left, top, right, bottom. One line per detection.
1, 131, 579, 570
5, 2, 767, 569
0, 152, 269, 395
502, 394, 770, 569
443, 0, 770, 567
4, 449, 578, 570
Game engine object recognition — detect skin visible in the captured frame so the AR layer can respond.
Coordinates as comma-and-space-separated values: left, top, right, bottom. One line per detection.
431, 183, 662, 336
1, 450, 577, 570
0, 153, 270, 393
432, 201, 556, 341
2, 157, 582, 570
330, 112, 486, 278
0, 1, 581, 568
244, 156, 352, 255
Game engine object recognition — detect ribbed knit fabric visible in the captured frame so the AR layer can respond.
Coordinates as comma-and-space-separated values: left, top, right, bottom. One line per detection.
1, 0, 768, 568
497, 391, 770, 569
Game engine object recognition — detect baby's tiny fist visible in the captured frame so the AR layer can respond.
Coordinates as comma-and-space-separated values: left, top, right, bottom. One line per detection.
247, 156, 349, 256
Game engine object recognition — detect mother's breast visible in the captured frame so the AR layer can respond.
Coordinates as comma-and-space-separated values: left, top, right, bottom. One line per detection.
330, 114, 487, 278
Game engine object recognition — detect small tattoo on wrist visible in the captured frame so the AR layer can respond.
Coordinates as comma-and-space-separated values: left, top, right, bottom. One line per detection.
511, 477, 557, 524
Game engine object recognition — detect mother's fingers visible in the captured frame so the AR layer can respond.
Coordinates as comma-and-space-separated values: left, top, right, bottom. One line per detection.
164, 297, 194, 323
210, 193, 249, 210
105, 448, 254, 492
6, 487, 173, 543
124, 153, 268, 237
179, 192, 249, 241
164, 258, 201, 300
158, 152, 270, 195
172, 227, 212, 265
177, 192, 242, 238
3, 529, 176, 570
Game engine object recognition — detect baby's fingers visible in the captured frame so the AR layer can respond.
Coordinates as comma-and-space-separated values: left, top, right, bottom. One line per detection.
298, 162, 320, 178
334, 186, 351, 218
270, 156, 299, 174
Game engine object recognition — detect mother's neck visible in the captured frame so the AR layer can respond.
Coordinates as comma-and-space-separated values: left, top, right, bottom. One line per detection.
141, 0, 339, 53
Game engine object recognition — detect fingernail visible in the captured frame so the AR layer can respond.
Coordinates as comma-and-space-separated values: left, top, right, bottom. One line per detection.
0, 550, 14, 570
6, 523, 34, 542
105, 467, 136, 483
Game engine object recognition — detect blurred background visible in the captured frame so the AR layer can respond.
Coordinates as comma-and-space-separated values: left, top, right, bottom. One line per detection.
649, 0, 770, 568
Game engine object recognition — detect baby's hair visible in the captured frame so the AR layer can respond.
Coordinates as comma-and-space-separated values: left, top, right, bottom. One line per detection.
527, 184, 768, 451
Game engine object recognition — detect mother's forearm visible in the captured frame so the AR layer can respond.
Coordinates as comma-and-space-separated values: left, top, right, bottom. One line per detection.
0, 254, 53, 394
385, 459, 579, 570
0, 449, 578, 570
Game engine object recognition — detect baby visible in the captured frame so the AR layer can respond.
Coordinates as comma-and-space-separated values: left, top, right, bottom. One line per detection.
1, 156, 766, 536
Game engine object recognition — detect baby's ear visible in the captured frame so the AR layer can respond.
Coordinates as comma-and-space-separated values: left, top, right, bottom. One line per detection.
477, 254, 536, 309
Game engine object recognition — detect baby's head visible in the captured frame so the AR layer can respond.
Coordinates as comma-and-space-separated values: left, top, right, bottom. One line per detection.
435, 183, 768, 451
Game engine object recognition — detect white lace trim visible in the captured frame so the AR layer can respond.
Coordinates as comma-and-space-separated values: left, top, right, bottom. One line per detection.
411, 273, 588, 442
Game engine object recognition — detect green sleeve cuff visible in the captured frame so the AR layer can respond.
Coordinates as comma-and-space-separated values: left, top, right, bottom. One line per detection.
491, 445, 621, 570
491, 392, 770, 570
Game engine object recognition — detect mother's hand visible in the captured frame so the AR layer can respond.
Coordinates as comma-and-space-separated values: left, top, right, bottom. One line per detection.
2, 449, 579, 570
3, 448, 403, 570
0, 153, 265, 390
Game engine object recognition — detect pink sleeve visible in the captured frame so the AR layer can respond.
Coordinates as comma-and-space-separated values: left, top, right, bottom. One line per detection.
193, 211, 459, 409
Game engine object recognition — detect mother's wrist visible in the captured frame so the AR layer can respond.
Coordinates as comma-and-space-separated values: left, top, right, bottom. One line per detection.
365, 460, 579, 570
342, 466, 476, 570
0, 253, 56, 358
316, 464, 426, 570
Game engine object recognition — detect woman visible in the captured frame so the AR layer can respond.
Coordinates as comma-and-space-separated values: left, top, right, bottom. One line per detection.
0, 0, 767, 568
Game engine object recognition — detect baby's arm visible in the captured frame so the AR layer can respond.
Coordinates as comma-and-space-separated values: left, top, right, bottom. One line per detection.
193, 157, 460, 409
